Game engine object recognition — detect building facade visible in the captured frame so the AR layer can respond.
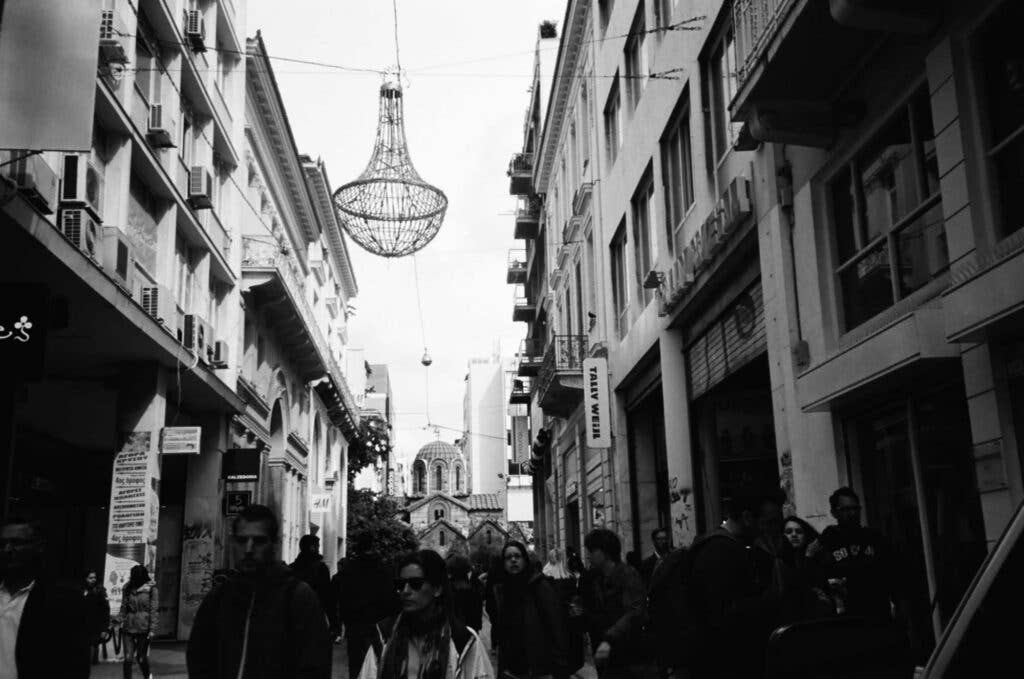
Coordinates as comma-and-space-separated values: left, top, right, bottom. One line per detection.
0, 2, 360, 640
511, 0, 1024, 662
462, 356, 508, 496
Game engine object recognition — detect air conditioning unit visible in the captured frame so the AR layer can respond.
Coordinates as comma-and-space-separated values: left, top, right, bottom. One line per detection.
146, 103, 176, 149
184, 10, 206, 52
182, 314, 211, 359
2, 152, 56, 214
188, 166, 213, 209
100, 227, 136, 295
210, 340, 229, 368
98, 9, 129, 64
140, 284, 176, 326
60, 154, 103, 221
59, 209, 100, 261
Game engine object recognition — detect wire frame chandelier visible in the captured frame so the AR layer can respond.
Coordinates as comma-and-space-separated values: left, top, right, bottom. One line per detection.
333, 73, 448, 258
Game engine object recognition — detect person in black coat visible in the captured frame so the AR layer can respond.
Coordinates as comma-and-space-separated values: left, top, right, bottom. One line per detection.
335, 532, 400, 679
83, 569, 111, 664
0, 517, 90, 678
290, 534, 334, 631
446, 554, 483, 631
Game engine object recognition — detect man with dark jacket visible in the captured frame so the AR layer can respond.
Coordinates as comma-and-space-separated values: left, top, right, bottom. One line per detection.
0, 516, 90, 679
290, 534, 334, 632
581, 528, 650, 678
187, 504, 331, 679
644, 546, 691, 678
335, 531, 399, 679
640, 528, 672, 586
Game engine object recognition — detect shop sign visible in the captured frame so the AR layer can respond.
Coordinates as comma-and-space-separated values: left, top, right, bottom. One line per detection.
583, 357, 611, 448
0, 283, 48, 380
225, 490, 252, 516
223, 448, 261, 481
161, 426, 202, 454
311, 492, 332, 513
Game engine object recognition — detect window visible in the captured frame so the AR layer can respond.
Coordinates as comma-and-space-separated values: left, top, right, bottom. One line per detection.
133, 17, 161, 105
413, 461, 426, 494
486, 529, 493, 545
708, 27, 741, 161
564, 287, 572, 335
586, 233, 597, 324
433, 464, 443, 491
569, 124, 579, 190
829, 86, 945, 330
610, 220, 630, 338
624, 5, 648, 109
455, 465, 462, 492
599, 0, 614, 33
575, 262, 584, 338
580, 84, 591, 168
173, 236, 198, 311
980, 2, 1024, 240
439, 530, 446, 546
661, 90, 695, 254
127, 175, 160, 274
632, 171, 655, 308
604, 75, 622, 165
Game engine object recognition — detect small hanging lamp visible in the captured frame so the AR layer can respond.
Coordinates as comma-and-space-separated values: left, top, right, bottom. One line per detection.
333, 72, 448, 258
421, 349, 433, 367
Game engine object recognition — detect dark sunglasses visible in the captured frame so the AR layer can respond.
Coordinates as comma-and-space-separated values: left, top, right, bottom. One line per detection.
394, 577, 427, 592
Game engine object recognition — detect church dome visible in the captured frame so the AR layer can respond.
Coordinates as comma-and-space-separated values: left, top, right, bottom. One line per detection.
415, 440, 463, 464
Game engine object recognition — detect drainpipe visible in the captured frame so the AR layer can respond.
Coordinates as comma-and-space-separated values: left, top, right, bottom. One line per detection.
776, 148, 807, 367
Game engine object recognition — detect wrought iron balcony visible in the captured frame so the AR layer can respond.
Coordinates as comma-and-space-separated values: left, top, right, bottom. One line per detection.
512, 286, 536, 323
514, 195, 542, 240
537, 334, 587, 418
517, 337, 545, 377
507, 249, 527, 285
508, 373, 533, 405
507, 152, 534, 195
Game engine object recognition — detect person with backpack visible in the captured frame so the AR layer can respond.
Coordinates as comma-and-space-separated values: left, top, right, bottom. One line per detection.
358, 549, 492, 679
119, 564, 158, 679
487, 541, 569, 679
186, 504, 331, 679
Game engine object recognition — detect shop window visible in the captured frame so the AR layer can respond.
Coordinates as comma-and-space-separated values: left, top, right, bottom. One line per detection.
704, 24, 741, 162
844, 383, 986, 663
979, 2, 1024, 240
604, 75, 622, 166
610, 220, 630, 338
631, 168, 655, 308
829, 86, 946, 331
661, 88, 695, 254
624, 5, 648, 110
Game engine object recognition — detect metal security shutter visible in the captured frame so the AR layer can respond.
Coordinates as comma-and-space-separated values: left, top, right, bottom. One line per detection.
686, 281, 766, 400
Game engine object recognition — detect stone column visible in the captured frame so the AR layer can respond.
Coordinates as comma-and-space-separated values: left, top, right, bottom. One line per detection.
659, 329, 698, 547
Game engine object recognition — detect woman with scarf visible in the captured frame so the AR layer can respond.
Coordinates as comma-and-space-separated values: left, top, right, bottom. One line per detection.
488, 541, 569, 679
358, 549, 492, 679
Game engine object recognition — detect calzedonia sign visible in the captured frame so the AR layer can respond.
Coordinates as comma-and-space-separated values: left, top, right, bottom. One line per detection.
583, 357, 611, 448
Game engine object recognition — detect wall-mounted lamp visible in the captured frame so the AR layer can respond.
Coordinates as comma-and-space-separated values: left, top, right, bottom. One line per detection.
642, 270, 666, 290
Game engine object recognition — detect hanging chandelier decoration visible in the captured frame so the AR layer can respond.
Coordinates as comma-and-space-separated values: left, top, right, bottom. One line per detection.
333, 68, 448, 258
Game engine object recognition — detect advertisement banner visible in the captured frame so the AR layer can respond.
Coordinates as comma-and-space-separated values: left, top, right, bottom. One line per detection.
583, 357, 611, 448
161, 426, 202, 454
311, 492, 332, 513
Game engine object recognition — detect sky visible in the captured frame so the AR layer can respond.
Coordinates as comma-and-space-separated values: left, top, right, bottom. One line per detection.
247, 1, 563, 469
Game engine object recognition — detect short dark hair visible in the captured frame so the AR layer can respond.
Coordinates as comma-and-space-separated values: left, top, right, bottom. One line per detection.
299, 534, 319, 551
723, 492, 761, 522
651, 528, 670, 541
232, 503, 279, 539
829, 487, 860, 510
584, 528, 621, 561
446, 554, 472, 581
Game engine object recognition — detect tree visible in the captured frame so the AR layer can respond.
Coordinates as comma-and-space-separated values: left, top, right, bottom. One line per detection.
348, 412, 392, 481
346, 487, 417, 564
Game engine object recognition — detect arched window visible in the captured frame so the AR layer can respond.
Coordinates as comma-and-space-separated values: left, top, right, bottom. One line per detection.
413, 461, 427, 495
432, 502, 446, 521
434, 464, 443, 492
455, 465, 463, 492
439, 530, 446, 546
486, 529, 492, 545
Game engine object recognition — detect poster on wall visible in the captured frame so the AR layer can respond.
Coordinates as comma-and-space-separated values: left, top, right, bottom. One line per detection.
583, 357, 611, 448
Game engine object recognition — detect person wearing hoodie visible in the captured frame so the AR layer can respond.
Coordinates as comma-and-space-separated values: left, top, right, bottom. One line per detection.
488, 541, 569, 679
358, 549, 492, 679
119, 564, 158, 679
186, 504, 331, 679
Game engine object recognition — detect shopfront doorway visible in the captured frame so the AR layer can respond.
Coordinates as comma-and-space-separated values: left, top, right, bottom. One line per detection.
626, 386, 669, 555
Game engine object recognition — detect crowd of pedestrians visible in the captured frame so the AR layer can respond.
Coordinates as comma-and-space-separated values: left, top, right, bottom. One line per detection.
0, 484, 906, 678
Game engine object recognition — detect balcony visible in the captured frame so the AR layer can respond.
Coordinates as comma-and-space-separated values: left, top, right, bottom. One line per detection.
508, 373, 533, 405
507, 152, 534, 195
507, 249, 527, 285
514, 195, 541, 240
513, 286, 536, 323
730, 0, 936, 148
571, 181, 593, 217
517, 337, 545, 377
537, 335, 588, 418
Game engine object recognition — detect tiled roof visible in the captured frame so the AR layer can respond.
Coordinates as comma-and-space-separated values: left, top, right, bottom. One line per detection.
466, 493, 503, 511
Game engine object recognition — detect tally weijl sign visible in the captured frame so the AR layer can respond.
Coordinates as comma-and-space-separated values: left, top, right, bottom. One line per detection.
583, 357, 611, 448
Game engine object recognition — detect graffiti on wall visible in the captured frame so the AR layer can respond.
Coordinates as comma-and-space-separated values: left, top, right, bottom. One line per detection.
668, 476, 696, 545
779, 451, 796, 517
178, 521, 214, 631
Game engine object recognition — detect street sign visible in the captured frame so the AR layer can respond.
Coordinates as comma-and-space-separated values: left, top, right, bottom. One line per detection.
160, 427, 202, 455
223, 448, 261, 481
311, 493, 332, 513
583, 357, 611, 448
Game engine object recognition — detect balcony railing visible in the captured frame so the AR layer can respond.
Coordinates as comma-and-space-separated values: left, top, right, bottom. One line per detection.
508, 372, 533, 405
507, 249, 527, 285
517, 337, 545, 377
514, 195, 542, 240
508, 152, 535, 195
513, 285, 536, 323
733, 0, 796, 86
537, 335, 588, 415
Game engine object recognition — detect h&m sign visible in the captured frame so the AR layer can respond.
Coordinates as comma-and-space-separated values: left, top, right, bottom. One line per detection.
583, 357, 611, 448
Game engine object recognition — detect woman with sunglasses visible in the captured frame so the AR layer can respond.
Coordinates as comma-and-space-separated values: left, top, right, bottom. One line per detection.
358, 549, 492, 679
487, 541, 569, 679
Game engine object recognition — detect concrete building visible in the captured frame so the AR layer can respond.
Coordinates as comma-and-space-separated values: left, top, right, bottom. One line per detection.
509, 0, 1024, 661
0, 3, 360, 640
462, 356, 508, 496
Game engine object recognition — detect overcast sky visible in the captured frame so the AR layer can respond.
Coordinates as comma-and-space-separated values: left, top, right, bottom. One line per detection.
247, 1, 562, 469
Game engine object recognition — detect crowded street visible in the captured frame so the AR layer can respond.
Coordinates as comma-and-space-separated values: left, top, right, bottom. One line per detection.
2, 0, 1024, 676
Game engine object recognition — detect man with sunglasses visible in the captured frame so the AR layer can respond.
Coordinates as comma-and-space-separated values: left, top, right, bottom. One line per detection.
187, 504, 331, 678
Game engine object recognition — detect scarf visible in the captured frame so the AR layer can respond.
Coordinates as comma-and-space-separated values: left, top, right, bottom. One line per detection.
378, 609, 452, 679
